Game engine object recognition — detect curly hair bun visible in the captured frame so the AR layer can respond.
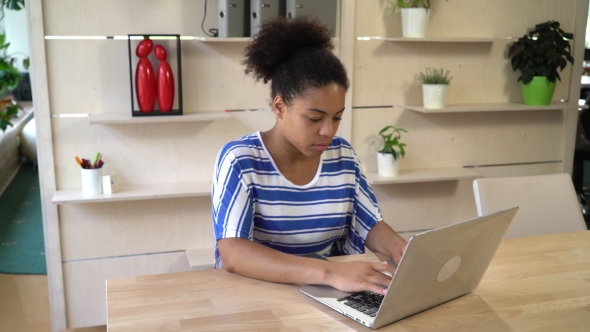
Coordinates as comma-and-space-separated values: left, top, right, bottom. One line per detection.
243, 16, 334, 84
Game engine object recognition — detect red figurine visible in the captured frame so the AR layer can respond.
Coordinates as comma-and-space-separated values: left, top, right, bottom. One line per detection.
155, 45, 175, 112
135, 38, 156, 113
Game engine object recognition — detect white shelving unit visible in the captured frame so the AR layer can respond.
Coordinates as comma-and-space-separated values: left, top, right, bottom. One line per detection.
52, 181, 212, 204
88, 112, 231, 125
193, 37, 252, 43
193, 36, 339, 44
366, 167, 482, 185
227, 109, 275, 132
356, 36, 513, 43
403, 102, 586, 114
186, 248, 214, 270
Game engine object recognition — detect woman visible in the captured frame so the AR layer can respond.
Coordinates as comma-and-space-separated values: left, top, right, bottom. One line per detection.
212, 16, 407, 295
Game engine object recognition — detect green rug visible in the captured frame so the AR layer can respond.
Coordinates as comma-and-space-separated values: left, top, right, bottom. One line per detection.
0, 163, 46, 274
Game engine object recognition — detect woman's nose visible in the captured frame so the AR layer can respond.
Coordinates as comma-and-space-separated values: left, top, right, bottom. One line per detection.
319, 119, 336, 137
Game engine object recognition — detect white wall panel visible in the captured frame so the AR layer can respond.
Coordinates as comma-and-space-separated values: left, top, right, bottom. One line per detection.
63, 251, 191, 328
59, 197, 213, 261
352, 107, 564, 172
45, 40, 270, 115
43, 0, 217, 37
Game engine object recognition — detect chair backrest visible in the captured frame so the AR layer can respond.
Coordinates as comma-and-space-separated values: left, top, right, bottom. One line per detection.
473, 173, 587, 238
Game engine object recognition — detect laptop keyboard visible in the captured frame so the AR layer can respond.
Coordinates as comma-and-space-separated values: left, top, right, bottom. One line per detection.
337, 291, 384, 317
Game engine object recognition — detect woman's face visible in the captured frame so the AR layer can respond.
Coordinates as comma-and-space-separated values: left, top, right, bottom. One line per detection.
274, 84, 346, 158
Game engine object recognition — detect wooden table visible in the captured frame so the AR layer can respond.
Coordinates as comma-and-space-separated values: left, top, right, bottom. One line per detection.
107, 231, 590, 331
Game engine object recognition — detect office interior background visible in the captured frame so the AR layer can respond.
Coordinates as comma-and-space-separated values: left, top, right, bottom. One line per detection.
1, 0, 589, 331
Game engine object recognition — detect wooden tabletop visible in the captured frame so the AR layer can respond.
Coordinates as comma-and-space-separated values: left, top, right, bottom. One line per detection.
107, 231, 590, 331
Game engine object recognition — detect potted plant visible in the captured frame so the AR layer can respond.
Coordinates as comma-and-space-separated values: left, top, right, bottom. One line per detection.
508, 20, 574, 106
0, 31, 28, 132
0, 0, 28, 132
0, 0, 23, 21
390, 0, 447, 38
377, 125, 408, 177
416, 67, 452, 109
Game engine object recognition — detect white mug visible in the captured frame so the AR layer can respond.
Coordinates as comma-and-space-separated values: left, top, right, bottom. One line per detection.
81, 168, 103, 196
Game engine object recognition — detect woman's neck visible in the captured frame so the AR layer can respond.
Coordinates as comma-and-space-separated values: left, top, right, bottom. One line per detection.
261, 128, 321, 186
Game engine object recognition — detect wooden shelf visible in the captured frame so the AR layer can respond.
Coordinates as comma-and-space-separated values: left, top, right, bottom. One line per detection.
186, 248, 214, 270
356, 36, 512, 43
88, 112, 231, 124
366, 167, 482, 185
52, 181, 212, 204
403, 102, 586, 114
193, 37, 251, 42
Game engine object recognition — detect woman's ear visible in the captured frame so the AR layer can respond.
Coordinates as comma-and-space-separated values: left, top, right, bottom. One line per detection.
272, 95, 286, 119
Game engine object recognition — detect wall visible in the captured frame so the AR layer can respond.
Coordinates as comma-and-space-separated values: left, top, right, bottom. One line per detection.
27, 0, 585, 330
351, 0, 580, 235
2, 7, 30, 72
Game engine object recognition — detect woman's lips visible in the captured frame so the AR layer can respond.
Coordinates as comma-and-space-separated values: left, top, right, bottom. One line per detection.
313, 144, 330, 151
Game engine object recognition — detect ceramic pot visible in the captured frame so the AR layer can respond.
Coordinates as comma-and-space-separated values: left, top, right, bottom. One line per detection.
401, 8, 430, 38
377, 152, 400, 177
521, 76, 555, 106
422, 84, 448, 109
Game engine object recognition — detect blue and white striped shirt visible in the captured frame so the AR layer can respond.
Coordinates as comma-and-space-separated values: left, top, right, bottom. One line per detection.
212, 132, 382, 268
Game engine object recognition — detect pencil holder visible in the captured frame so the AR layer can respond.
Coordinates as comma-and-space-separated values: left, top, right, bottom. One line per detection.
81, 168, 103, 196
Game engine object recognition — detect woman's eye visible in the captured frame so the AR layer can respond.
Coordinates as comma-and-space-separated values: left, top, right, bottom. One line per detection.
309, 117, 321, 122
334, 117, 342, 121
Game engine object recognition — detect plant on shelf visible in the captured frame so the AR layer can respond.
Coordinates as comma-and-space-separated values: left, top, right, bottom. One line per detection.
416, 67, 452, 84
0, 0, 23, 20
392, 0, 437, 10
0, 0, 28, 132
416, 67, 452, 109
377, 125, 408, 177
389, 0, 448, 38
508, 20, 574, 106
0, 31, 28, 132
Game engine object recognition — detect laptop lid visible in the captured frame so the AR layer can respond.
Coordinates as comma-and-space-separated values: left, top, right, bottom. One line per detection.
299, 207, 518, 329
372, 207, 518, 328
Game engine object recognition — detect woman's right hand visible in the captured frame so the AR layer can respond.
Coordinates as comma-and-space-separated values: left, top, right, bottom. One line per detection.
324, 261, 397, 295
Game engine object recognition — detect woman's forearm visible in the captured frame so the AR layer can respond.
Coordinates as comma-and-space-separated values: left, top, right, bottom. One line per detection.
218, 236, 399, 294
218, 237, 330, 285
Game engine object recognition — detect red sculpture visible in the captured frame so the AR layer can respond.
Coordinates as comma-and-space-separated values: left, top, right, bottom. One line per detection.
135, 38, 156, 113
155, 45, 175, 112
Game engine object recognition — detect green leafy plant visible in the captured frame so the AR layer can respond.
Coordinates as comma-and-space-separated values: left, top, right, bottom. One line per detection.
415, 67, 452, 85
390, 0, 447, 11
508, 20, 574, 84
0, 31, 27, 132
0, 0, 28, 132
0, 100, 18, 132
378, 125, 408, 161
0, 0, 23, 21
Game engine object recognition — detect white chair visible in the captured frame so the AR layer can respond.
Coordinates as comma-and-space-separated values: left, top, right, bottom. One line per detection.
473, 173, 587, 238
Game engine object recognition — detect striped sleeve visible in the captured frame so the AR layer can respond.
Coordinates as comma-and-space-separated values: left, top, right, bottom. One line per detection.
343, 148, 383, 255
212, 146, 253, 242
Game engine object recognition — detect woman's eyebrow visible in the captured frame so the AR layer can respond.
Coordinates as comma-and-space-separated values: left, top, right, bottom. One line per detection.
306, 107, 345, 115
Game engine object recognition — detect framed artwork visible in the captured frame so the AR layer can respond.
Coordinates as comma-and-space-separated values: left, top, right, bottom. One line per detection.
127, 34, 183, 116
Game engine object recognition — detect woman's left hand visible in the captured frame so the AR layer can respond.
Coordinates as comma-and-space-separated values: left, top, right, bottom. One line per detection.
366, 221, 408, 265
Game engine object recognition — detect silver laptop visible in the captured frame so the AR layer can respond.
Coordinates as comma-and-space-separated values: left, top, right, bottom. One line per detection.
299, 207, 518, 329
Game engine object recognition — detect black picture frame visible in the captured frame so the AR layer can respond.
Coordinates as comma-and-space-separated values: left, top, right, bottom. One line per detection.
127, 34, 183, 117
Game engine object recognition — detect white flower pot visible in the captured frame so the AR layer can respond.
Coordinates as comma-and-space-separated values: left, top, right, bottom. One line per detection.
422, 84, 448, 109
377, 152, 401, 177
401, 8, 430, 38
